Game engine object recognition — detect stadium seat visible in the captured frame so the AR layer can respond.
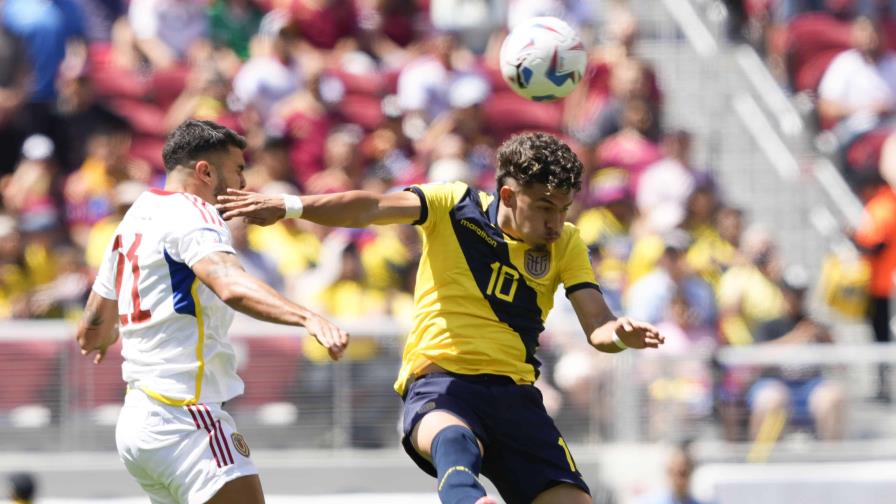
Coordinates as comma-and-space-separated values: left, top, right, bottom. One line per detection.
0, 341, 62, 412
234, 336, 302, 408
785, 13, 851, 93
67, 341, 126, 409
481, 91, 564, 142
844, 126, 894, 175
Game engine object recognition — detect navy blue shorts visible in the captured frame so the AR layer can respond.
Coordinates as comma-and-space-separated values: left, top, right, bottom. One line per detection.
401, 372, 590, 504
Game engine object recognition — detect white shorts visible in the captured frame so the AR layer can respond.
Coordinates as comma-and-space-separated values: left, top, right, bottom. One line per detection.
116, 389, 258, 504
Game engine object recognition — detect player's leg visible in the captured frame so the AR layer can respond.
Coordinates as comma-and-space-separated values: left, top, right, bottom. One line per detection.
401, 373, 498, 504
205, 474, 264, 504
477, 383, 591, 504
532, 483, 592, 504
411, 410, 490, 504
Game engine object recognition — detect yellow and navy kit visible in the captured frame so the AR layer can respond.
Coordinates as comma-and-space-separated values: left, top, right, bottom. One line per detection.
395, 182, 599, 395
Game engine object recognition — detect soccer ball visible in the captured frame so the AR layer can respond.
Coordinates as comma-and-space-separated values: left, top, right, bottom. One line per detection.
499, 16, 587, 102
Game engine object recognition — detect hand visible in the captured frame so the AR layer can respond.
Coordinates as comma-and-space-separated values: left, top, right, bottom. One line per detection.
304, 313, 350, 361
615, 317, 664, 349
216, 189, 286, 226
82, 327, 119, 365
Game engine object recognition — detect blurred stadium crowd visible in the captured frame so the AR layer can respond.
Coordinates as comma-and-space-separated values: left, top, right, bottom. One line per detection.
2, 0, 894, 447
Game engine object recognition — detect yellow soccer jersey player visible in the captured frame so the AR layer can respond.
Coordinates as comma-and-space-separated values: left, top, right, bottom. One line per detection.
217, 132, 665, 504
395, 181, 597, 395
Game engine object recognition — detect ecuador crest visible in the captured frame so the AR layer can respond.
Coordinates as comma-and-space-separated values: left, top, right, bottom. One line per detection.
524, 249, 550, 279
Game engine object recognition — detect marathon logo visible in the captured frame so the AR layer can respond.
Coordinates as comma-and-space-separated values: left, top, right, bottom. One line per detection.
460, 219, 497, 247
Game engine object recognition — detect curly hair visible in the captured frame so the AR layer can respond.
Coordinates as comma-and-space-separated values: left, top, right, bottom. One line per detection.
162, 120, 247, 172
495, 132, 583, 192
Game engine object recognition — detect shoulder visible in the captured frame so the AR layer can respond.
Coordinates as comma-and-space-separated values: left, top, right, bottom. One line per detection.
557, 222, 588, 251
149, 190, 229, 232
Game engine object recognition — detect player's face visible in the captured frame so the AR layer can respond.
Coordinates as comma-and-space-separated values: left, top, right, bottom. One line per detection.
506, 183, 573, 249
210, 146, 247, 198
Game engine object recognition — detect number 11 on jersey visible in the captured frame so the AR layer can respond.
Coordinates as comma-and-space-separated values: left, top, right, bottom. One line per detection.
113, 233, 152, 326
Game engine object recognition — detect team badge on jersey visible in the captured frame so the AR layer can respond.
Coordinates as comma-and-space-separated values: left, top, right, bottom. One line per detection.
524, 249, 550, 279
231, 432, 250, 457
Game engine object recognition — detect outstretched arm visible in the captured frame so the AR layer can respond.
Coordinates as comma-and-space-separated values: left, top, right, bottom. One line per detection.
193, 251, 349, 360
567, 287, 664, 353
76, 290, 120, 364
216, 189, 422, 227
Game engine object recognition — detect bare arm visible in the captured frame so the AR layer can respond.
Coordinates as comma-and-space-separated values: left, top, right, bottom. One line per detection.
216, 189, 422, 228
76, 290, 120, 364
192, 251, 349, 360
567, 287, 664, 353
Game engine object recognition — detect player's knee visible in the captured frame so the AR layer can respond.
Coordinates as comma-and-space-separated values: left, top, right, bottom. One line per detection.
431, 425, 482, 473
431, 426, 486, 504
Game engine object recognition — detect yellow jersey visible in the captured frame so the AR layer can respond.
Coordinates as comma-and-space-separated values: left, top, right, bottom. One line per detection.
394, 182, 598, 396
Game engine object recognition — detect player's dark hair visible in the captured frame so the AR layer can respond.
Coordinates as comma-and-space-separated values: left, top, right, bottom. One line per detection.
162, 120, 246, 172
495, 132, 582, 192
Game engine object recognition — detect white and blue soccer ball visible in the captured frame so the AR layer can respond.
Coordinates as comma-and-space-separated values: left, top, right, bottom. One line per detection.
499, 16, 587, 102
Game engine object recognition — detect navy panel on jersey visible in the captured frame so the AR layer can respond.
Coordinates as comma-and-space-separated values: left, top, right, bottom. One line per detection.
448, 189, 543, 376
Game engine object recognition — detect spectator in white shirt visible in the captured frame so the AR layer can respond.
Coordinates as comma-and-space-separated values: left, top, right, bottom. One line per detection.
818, 17, 896, 142
637, 130, 698, 225
128, 0, 208, 70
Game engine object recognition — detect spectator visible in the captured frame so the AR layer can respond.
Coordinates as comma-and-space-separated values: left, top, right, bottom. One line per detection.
29, 245, 91, 318
595, 98, 663, 192
54, 69, 127, 173
243, 136, 294, 191
717, 225, 786, 345
228, 217, 285, 292
747, 266, 846, 440
566, 6, 661, 146
72, 0, 126, 44
636, 442, 705, 504
164, 62, 235, 131
0, 25, 30, 174
273, 66, 335, 188
577, 169, 637, 314
291, 0, 359, 51
63, 115, 150, 248
2, 0, 86, 107
851, 176, 896, 401
209, 0, 265, 60
656, 289, 718, 356
2, 134, 62, 237
687, 205, 744, 289
431, 0, 502, 53
396, 33, 486, 138
6, 472, 36, 504
637, 130, 699, 227
817, 17, 896, 142
625, 229, 717, 329
245, 182, 322, 289
506, 0, 597, 35
0, 214, 57, 319
591, 59, 661, 145
355, 0, 421, 52
304, 125, 365, 193
127, 0, 208, 70
84, 180, 146, 269
232, 9, 304, 131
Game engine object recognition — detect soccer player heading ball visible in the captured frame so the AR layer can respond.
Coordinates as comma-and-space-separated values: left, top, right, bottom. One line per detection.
218, 132, 665, 504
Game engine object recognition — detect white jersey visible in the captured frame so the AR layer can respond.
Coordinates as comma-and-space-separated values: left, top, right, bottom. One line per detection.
93, 188, 243, 405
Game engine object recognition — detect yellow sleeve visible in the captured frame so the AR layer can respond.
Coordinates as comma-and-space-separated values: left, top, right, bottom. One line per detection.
404, 181, 467, 233
559, 224, 599, 294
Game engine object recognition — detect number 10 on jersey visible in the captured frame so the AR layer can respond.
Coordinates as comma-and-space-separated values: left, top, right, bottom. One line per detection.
486, 261, 519, 302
